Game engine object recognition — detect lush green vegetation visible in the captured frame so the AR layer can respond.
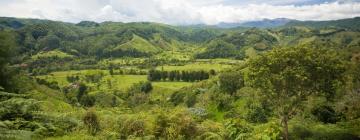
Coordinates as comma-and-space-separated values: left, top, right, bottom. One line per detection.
1, 17, 360, 140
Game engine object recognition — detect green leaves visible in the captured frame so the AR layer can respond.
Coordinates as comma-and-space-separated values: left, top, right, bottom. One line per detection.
247, 46, 347, 139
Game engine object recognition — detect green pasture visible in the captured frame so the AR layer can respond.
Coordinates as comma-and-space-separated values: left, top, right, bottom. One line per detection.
156, 62, 232, 71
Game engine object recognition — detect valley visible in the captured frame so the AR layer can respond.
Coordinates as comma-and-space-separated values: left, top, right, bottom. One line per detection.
1, 16, 360, 139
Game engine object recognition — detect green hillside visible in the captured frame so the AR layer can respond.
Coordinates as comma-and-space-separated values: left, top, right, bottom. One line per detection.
285, 17, 360, 30
116, 34, 160, 52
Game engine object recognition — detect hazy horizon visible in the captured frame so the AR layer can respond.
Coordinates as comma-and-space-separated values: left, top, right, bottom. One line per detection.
1, 0, 360, 25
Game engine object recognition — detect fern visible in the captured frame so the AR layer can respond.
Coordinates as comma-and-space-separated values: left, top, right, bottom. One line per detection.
0, 91, 27, 101
0, 128, 34, 140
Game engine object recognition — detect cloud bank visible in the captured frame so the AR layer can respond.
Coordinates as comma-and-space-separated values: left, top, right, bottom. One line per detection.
0, 0, 360, 25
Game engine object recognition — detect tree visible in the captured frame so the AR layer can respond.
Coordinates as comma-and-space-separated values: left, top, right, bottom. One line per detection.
148, 69, 161, 81
161, 71, 168, 81
175, 71, 181, 81
248, 46, 346, 140
0, 31, 17, 89
37, 34, 60, 50
219, 72, 244, 95
168, 71, 176, 81
77, 83, 87, 101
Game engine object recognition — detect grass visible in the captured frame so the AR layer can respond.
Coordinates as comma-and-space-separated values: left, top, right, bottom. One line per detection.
153, 82, 193, 90
36, 70, 110, 87
113, 34, 160, 53
31, 50, 73, 60
100, 75, 147, 90
37, 70, 193, 92
156, 63, 232, 71
154, 51, 191, 61
101, 58, 147, 65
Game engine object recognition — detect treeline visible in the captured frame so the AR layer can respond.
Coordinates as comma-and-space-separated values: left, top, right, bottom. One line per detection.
147, 69, 214, 82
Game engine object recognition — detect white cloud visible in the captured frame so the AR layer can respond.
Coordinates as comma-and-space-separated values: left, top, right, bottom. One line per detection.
0, 0, 359, 25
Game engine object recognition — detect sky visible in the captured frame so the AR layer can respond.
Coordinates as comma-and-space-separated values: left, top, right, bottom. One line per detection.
0, 0, 360, 25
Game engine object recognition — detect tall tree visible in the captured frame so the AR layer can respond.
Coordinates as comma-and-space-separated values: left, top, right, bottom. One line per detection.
0, 31, 17, 89
248, 46, 346, 140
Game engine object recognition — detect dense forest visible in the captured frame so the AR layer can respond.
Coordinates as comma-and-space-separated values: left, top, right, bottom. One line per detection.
1, 16, 360, 140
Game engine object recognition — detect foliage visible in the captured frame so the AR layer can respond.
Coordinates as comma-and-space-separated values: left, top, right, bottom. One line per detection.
219, 71, 244, 95
148, 69, 210, 82
83, 109, 101, 135
311, 105, 341, 124
196, 40, 240, 59
224, 119, 253, 140
117, 114, 148, 139
248, 46, 347, 139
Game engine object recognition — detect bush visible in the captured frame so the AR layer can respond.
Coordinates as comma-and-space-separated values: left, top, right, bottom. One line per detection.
128, 93, 149, 107
245, 103, 269, 123
170, 92, 185, 106
185, 93, 197, 107
224, 119, 253, 140
80, 95, 96, 107
128, 81, 153, 95
289, 123, 359, 140
218, 72, 244, 95
311, 105, 341, 124
140, 81, 152, 93
83, 110, 100, 135
117, 115, 147, 139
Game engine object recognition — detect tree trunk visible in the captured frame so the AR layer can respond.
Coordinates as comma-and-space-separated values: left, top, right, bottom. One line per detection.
283, 115, 289, 140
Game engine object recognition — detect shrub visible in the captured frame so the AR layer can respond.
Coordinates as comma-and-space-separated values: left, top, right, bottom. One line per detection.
128, 81, 153, 95
170, 92, 185, 106
185, 93, 197, 107
118, 115, 147, 139
154, 113, 170, 138
311, 105, 341, 124
245, 103, 269, 123
127, 93, 149, 107
224, 119, 253, 140
83, 110, 100, 135
140, 81, 152, 93
218, 72, 244, 95
80, 95, 96, 107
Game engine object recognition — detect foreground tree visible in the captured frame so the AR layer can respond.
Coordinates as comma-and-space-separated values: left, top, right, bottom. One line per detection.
248, 46, 346, 140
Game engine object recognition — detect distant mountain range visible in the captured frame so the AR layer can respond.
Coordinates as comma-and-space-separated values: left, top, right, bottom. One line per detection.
216, 18, 295, 28
214, 17, 360, 30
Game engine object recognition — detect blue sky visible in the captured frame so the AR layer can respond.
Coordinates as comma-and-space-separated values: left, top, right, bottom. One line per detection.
0, 0, 360, 25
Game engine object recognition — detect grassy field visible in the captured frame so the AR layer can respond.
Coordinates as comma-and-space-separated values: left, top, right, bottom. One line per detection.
153, 82, 193, 90
154, 51, 192, 61
31, 50, 74, 60
156, 62, 233, 71
100, 58, 147, 65
37, 70, 109, 86
100, 75, 147, 90
113, 34, 161, 53
37, 70, 193, 92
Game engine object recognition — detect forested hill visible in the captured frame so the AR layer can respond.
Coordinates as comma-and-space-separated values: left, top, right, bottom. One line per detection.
284, 17, 360, 31
1, 17, 360, 59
